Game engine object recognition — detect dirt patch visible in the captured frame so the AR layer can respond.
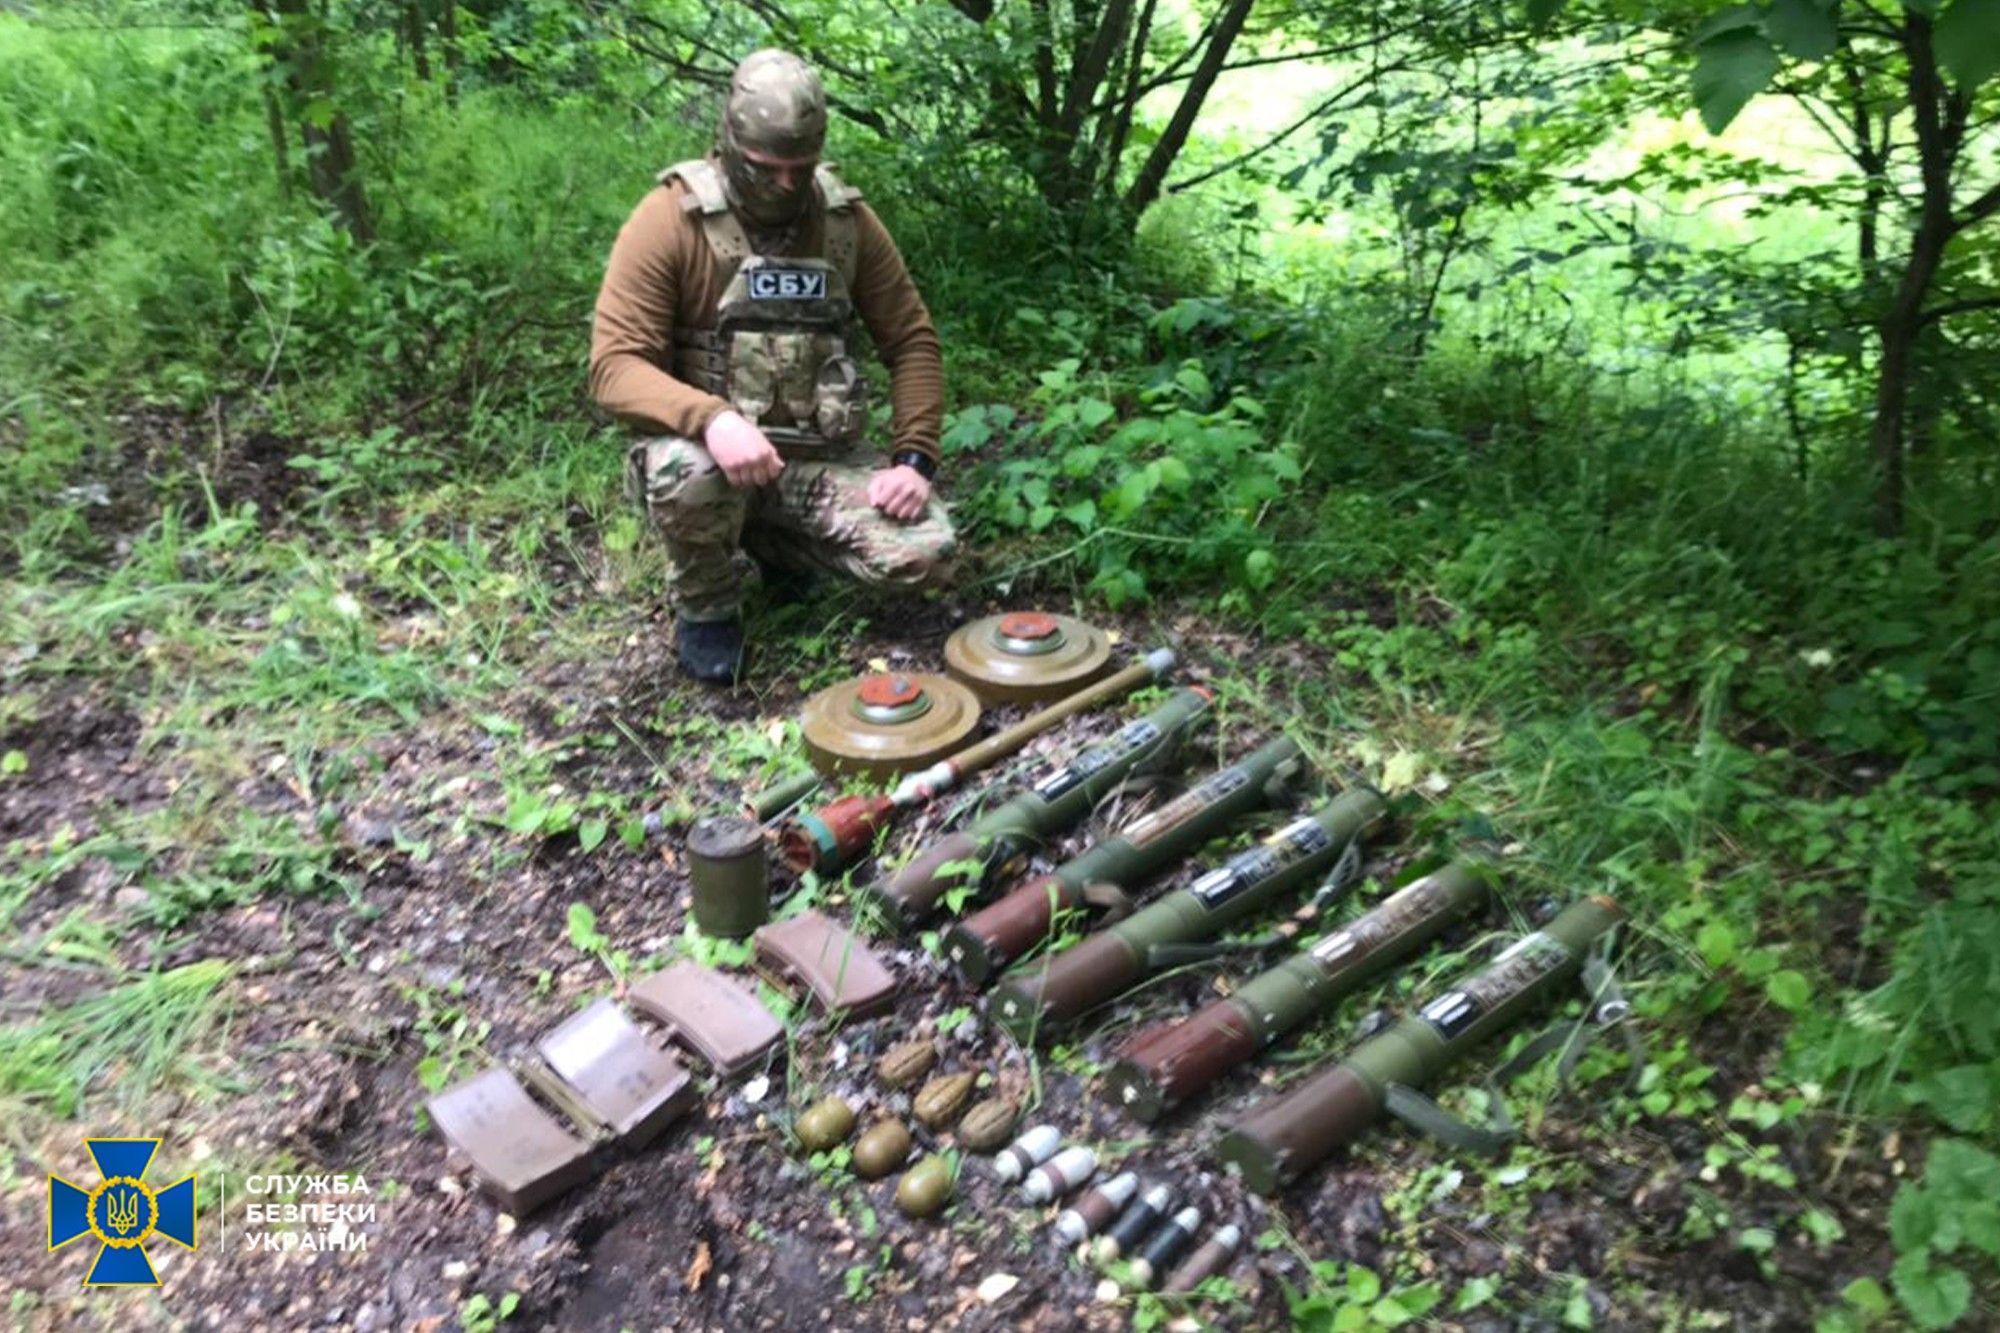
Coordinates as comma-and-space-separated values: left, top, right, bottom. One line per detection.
207, 428, 314, 520
0, 683, 151, 845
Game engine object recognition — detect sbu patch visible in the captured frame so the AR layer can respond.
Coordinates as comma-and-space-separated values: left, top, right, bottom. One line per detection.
748, 266, 829, 300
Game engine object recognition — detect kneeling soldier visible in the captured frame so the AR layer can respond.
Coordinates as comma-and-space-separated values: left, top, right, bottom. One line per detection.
590, 49, 956, 684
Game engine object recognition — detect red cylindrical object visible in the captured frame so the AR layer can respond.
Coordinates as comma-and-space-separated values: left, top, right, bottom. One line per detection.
776, 794, 896, 876
995, 933, 1146, 1031
1104, 1001, 1262, 1122
944, 873, 1082, 982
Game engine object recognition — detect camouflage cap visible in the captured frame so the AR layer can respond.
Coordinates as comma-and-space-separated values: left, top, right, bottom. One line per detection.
722, 50, 827, 161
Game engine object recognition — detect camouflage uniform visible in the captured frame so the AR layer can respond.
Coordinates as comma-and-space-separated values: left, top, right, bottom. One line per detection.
627, 437, 955, 621
596, 49, 956, 624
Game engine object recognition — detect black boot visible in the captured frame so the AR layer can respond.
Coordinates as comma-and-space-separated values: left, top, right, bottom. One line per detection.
677, 615, 745, 685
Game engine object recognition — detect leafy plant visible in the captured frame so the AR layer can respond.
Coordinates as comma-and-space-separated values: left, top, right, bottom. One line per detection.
1888, 1140, 2000, 1329
566, 902, 632, 982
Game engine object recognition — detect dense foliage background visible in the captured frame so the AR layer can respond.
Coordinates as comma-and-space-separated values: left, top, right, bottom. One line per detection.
2, 0, 1997, 1327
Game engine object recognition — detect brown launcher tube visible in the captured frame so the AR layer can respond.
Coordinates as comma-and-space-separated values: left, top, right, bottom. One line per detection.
949, 868, 1083, 985
1218, 896, 1626, 1194
1013, 932, 1146, 1027
1109, 1004, 1263, 1124
1102, 862, 1492, 1122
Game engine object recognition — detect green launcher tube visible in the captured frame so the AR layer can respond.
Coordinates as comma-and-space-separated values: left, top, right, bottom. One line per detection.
988, 787, 1389, 1040
942, 735, 1306, 985
1216, 895, 1625, 1194
1101, 860, 1492, 1122
856, 687, 1213, 933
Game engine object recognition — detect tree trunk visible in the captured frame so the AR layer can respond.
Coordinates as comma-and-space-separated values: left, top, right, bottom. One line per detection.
1871, 205, 1957, 535
261, 82, 292, 199
1094, 0, 1157, 202
266, 0, 375, 243
405, 0, 431, 82
441, 1, 460, 108
303, 117, 374, 245
1870, 15, 1957, 537
1122, 0, 1254, 220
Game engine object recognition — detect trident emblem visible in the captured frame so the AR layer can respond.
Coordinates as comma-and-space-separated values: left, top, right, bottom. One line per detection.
105, 1187, 143, 1234
48, 1139, 198, 1286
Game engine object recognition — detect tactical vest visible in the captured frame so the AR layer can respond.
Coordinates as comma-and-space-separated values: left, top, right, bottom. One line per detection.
662, 157, 868, 453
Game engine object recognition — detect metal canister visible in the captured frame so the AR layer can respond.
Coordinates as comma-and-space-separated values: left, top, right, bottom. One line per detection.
686, 815, 770, 938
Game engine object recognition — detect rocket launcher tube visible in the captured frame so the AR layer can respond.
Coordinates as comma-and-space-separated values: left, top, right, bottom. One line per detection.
943, 735, 1307, 986
988, 787, 1389, 1039
1102, 861, 1492, 1122
1216, 895, 1625, 1195
859, 686, 1214, 932
779, 651, 1182, 879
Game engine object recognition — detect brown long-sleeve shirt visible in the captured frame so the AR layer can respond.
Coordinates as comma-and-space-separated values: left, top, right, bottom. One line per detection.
588, 173, 944, 461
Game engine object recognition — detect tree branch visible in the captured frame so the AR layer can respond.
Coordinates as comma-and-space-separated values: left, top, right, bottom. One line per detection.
1164, 64, 1393, 194
1919, 294, 2000, 326
1124, 0, 1254, 217
1961, 179, 2000, 229
1029, 0, 1059, 126
1095, 0, 1159, 193
1059, 0, 1132, 136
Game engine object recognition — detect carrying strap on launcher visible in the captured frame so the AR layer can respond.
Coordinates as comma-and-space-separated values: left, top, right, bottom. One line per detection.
658, 159, 863, 288
1382, 929, 1646, 1157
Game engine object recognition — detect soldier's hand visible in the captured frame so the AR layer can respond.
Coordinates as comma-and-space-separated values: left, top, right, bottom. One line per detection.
704, 410, 786, 488
868, 465, 931, 522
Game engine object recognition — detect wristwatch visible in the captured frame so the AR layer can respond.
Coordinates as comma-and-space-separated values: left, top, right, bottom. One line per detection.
891, 449, 938, 480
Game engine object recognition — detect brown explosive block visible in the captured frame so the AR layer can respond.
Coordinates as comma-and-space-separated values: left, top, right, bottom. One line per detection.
753, 910, 897, 1020
426, 1067, 595, 1217
535, 999, 696, 1148
628, 963, 784, 1078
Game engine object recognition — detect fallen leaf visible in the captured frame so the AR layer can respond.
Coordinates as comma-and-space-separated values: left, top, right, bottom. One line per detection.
976, 1273, 1019, 1303
685, 1240, 712, 1292
1381, 749, 1422, 792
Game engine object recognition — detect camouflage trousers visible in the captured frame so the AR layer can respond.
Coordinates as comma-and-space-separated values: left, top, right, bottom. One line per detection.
627, 437, 958, 622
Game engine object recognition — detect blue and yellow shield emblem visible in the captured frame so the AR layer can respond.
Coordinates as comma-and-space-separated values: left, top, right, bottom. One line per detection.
48, 1139, 198, 1286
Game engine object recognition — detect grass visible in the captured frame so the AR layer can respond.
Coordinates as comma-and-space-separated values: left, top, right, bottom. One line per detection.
0, 960, 238, 1120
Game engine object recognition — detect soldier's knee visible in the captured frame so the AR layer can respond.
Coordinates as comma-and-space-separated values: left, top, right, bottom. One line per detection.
638, 437, 738, 524
862, 524, 957, 587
